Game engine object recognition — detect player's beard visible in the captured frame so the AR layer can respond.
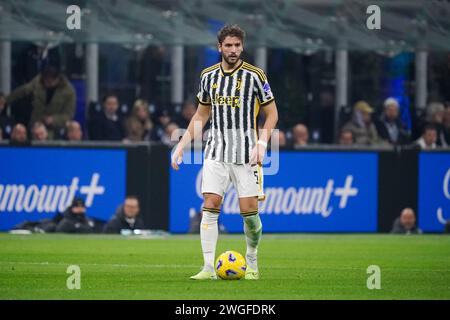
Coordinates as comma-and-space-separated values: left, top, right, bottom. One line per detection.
222, 52, 241, 68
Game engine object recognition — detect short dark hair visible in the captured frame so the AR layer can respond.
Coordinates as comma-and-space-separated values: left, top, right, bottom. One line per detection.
217, 24, 245, 44
102, 93, 119, 103
423, 123, 437, 133
71, 197, 85, 208
41, 65, 60, 80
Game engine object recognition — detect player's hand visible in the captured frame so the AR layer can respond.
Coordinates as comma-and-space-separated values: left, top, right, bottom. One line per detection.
171, 145, 184, 170
250, 141, 267, 166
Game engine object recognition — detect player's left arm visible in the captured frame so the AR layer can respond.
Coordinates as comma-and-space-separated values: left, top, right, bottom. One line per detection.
258, 101, 278, 145
250, 101, 278, 165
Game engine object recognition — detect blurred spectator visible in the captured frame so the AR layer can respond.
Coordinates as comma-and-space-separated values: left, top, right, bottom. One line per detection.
134, 99, 153, 139
375, 98, 410, 145
188, 208, 202, 234
10, 123, 29, 146
0, 93, 3, 115
424, 102, 445, 145
338, 128, 355, 146
12, 212, 63, 233
31, 122, 49, 141
124, 117, 144, 142
391, 208, 422, 234
55, 198, 95, 234
176, 101, 197, 129
342, 101, 380, 145
151, 109, 172, 141
11, 45, 61, 126
124, 99, 153, 142
0, 92, 15, 140
161, 122, 180, 146
292, 123, 309, 148
440, 106, 450, 147
3, 65, 76, 139
412, 124, 438, 149
270, 129, 287, 149
103, 196, 145, 234
66, 120, 83, 141
188, 204, 227, 234
157, 109, 171, 127
88, 94, 124, 141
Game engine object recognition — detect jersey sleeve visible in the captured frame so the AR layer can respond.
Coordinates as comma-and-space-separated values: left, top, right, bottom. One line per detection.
196, 74, 211, 106
254, 72, 275, 107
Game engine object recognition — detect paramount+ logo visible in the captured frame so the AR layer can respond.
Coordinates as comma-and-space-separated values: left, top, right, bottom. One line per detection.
196, 171, 359, 218
0, 173, 105, 213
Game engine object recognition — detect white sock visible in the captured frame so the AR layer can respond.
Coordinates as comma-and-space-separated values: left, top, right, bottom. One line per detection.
243, 213, 262, 271
200, 209, 219, 272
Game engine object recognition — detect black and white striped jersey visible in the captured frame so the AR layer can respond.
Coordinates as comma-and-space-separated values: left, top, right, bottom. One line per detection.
196, 60, 275, 164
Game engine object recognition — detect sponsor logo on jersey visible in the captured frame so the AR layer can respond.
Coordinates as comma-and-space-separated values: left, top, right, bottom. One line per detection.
212, 94, 241, 108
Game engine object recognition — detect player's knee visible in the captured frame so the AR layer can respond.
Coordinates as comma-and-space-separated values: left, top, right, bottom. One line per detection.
239, 203, 258, 213
239, 197, 258, 213
203, 194, 222, 210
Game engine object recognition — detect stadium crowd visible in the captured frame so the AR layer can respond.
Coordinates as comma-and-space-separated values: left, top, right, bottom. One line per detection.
13, 196, 145, 235
1, 64, 450, 150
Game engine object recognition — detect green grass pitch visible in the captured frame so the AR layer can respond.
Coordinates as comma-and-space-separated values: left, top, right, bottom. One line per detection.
0, 233, 449, 300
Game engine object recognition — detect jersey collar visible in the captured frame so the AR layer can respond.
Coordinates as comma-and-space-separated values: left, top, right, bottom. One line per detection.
220, 60, 244, 77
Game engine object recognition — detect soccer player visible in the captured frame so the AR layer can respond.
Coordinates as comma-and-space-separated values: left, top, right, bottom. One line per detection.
171, 24, 278, 280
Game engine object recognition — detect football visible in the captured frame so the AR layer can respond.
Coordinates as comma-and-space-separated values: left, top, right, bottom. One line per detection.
215, 250, 247, 280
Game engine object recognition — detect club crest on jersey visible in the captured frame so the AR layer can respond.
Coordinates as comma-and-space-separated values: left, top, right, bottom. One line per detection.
212, 83, 218, 89
236, 78, 242, 91
212, 93, 241, 108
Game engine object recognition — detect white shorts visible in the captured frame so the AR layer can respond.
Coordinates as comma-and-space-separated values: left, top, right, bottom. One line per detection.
201, 159, 265, 200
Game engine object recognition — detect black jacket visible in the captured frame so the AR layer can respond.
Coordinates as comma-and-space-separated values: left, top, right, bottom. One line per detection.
88, 112, 124, 141
13, 212, 63, 233
103, 206, 145, 234
0, 108, 15, 140
55, 208, 95, 233
390, 217, 422, 234
375, 116, 410, 145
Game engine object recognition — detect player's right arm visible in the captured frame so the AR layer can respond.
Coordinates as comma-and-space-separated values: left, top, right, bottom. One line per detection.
171, 103, 211, 170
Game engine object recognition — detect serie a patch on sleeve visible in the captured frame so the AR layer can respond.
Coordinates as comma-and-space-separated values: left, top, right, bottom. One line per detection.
263, 82, 272, 97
